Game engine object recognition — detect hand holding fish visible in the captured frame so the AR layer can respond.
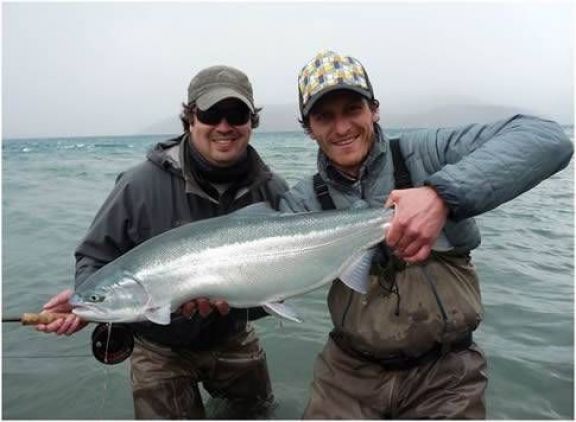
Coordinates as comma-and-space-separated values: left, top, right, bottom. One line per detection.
385, 186, 449, 263
69, 206, 392, 325
36, 289, 88, 336
179, 298, 230, 318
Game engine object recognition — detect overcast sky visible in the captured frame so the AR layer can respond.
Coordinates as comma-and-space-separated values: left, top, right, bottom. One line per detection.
2, 1, 574, 138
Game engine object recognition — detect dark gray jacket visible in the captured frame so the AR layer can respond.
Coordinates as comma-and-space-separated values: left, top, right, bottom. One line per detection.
75, 135, 288, 348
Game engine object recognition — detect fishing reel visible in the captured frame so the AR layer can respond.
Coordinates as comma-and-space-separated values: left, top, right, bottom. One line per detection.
91, 323, 134, 365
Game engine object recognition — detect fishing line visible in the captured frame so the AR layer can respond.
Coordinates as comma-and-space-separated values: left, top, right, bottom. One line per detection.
2, 354, 92, 359
2, 313, 95, 359
5, 313, 135, 365
104, 323, 112, 364
98, 358, 113, 415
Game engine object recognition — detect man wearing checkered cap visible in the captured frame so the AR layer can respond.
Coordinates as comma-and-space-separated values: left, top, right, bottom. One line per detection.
280, 50, 573, 418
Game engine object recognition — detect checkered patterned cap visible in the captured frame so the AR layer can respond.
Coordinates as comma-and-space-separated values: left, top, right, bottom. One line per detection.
298, 50, 374, 118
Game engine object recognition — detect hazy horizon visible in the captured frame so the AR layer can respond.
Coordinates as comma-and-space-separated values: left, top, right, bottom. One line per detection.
3, 2, 574, 139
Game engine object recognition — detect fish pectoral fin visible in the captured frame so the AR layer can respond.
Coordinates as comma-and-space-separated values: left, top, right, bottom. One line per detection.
263, 301, 302, 323
144, 305, 172, 325
431, 232, 454, 252
339, 249, 375, 295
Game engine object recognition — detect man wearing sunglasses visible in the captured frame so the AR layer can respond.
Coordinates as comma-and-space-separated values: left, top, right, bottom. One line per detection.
36, 65, 288, 419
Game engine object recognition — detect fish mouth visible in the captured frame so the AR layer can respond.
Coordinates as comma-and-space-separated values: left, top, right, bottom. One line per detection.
71, 305, 112, 322
69, 294, 116, 322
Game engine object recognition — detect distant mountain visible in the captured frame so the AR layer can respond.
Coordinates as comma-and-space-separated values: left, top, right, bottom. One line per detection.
380, 103, 536, 128
257, 104, 301, 132
140, 115, 182, 137
138, 103, 572, 135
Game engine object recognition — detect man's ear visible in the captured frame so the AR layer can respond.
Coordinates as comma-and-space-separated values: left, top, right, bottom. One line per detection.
251, 113, 259, 128
372, 107, 380, 123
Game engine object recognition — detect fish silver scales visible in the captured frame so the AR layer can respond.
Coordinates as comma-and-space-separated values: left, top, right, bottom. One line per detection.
70, 205, 392, 324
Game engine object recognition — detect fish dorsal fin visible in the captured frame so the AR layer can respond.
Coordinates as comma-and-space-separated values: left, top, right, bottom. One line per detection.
263, 301, 302, 323
339, 249, 375, 294
230, 202, 281, 218
144, 304, 171, 325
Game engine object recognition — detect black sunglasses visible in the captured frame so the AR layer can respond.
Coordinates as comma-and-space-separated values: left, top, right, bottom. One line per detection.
195, 106, 251, 126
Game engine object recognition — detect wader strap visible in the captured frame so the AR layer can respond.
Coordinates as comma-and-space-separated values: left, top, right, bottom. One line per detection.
313, 173, 337, 210
312, 137, 412, 209
389, 137, 413, 189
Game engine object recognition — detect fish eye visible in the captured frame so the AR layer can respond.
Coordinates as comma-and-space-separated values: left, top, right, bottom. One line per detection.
88, 294, 105, 303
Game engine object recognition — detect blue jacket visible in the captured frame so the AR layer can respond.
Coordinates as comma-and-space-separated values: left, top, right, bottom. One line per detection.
280, 115, 573, 252
278, 115, 572, 356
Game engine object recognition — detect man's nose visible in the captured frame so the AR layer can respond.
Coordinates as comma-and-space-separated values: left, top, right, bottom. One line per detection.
215, 117, 233, 131
334, 116, 352, 135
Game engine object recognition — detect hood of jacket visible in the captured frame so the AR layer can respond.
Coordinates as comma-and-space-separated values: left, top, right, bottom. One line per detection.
145, 134, 275, 203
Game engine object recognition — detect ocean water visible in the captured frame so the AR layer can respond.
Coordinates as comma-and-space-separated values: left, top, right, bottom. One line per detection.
2, 128, 574, 419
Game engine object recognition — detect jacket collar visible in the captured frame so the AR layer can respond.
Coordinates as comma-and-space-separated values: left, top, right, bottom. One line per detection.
147, 134, 273, 203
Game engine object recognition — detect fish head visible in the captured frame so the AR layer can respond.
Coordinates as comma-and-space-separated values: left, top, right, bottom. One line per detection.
70, 272, 150, 323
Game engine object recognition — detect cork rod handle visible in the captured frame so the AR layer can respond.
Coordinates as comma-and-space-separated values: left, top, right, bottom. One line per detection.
20, 312, 74, 325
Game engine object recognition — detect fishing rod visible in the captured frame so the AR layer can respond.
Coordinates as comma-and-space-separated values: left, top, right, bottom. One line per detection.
3, 312, 134, 365
2, 312, 73, 325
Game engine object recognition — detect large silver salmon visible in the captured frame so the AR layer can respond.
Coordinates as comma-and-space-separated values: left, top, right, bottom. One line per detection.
70, 204, 393, 324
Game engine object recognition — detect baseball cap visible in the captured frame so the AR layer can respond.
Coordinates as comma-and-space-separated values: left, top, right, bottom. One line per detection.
298, 50, 374, 118
187, 65, 255, 112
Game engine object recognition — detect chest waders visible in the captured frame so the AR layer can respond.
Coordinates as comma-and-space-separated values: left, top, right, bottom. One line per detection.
313, 138, 472, 366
